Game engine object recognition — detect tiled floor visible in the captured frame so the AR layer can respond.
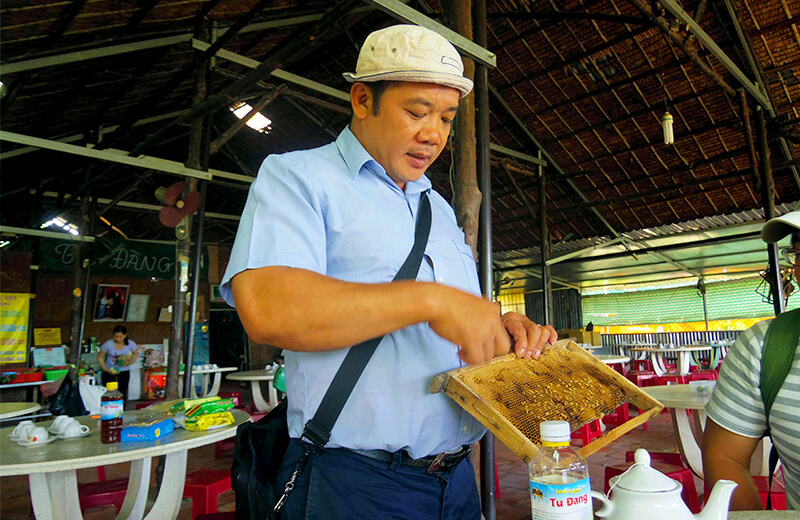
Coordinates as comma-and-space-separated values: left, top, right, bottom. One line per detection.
0, 384, 691, 519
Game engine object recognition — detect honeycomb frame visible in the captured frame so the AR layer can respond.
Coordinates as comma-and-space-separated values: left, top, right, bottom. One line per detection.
430, 340, 663, 462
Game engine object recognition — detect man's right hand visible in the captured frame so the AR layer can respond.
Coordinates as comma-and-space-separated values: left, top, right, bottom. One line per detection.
427, 285, 511, 364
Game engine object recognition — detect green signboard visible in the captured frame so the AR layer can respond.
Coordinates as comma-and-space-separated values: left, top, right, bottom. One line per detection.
39, 239, 208, 280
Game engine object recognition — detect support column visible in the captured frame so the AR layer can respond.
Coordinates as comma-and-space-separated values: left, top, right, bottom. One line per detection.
166, 22, 209, 401
538, 152, 553, 325
183, 21, 214, 399
756, 106, 785, 315
473, 0, 495, 516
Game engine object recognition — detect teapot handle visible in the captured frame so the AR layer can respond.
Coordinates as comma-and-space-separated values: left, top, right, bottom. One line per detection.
591, 491, 613, 518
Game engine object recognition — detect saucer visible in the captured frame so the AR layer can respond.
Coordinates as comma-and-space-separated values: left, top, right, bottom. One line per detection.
57, 430, 91, 440
17, 437, 57, 447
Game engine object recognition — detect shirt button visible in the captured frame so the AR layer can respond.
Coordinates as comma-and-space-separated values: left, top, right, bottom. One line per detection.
463, 425, 468, 432
437, 276, 444, 283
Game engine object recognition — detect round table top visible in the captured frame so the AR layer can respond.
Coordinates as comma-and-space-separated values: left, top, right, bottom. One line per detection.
0, 408, 250, 476
729, 513, 797, 519
595, 355, 630, 364
0, 402, 41, 420
643, 384, 712, 410
227, 370, 276, 381
148, 366, 238, 376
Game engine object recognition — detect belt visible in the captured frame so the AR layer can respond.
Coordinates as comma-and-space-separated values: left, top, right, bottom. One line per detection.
350, 445, 471, 474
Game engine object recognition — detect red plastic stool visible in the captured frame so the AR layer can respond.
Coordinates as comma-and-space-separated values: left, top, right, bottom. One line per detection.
688, 371, 718, 381
214, 437, 237, 459
753, 475, 787, 510
571, 419, 602, 446
653, 374, 688, 386
602, 403, 630, 428
630, 359, 653, 371
605, 461, 701, 513
78, 478, 129, 514
627, 370, 657, 387
183, 469, 232, 519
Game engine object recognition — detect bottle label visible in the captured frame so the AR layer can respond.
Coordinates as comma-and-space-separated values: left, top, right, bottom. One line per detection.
530, 476, 592, 520
101, 399, 124, 420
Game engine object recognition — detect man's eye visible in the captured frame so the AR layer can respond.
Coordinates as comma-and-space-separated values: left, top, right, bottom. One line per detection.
442, 118, 453, 126
407, 110, 424, 119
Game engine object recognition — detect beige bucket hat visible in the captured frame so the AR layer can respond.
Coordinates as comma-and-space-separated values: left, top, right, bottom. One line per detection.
761, 210, 800, 243
343, 24, 473, 98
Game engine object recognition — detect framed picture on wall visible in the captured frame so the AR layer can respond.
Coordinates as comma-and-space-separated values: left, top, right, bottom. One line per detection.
93, 284, 130, 321
210, 284, 223, 302
126, 294, 149, 322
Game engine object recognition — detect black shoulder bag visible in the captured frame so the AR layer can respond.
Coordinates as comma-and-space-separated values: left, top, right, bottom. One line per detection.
232, 191, 432, 520
759, 307, 800, 510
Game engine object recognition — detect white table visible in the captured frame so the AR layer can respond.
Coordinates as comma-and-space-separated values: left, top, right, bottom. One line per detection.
0, 379, 49, 403
149, 366, 237, 399
644, 384, 772, 480
0, 408, 250, 520
227, 370, 278, 412
613, 342, 660, 356
0, 402, 41, 420
729, 513, 797, 519
628, 346, 713, 376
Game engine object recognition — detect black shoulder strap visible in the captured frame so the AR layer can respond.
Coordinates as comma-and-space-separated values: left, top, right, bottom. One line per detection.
302, 191, 432, 449
760, 308, 800, 510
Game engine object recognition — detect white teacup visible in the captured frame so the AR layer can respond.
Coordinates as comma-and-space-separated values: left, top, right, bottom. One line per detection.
11, 420, 35, 441
50, 415, 73, 434
26, 427, 50, 444
62, 422, 90, 438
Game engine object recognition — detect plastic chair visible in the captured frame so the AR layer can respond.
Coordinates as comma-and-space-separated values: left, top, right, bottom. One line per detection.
688, 370, 718, 381
183, 469, 232, 519
78, 478, 128, 514
652, 374, 688, 386
630, 359, 653, 372
627, 370, 657, 387
605, 461, 701, 513
602, 403, 630, 428
570, 419, 602, 446
753, 475, 787, 510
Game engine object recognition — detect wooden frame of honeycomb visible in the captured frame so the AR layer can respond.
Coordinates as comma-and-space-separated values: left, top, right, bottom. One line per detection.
430, 340, 663, 462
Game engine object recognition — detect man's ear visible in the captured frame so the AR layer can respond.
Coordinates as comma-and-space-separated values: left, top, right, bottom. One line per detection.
350, 82, 371, 121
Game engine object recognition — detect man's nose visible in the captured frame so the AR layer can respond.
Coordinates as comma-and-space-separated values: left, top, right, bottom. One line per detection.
417, 121, 445, 146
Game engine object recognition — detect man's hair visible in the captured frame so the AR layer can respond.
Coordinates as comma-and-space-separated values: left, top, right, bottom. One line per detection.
350, 81, 393, 122
792, 230, 800, 245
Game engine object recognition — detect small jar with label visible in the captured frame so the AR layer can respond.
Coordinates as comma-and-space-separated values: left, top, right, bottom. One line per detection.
529, 420, 592, 520
100, 382, 124, 444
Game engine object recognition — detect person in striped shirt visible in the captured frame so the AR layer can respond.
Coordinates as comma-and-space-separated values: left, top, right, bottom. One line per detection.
703, 209, 800, 510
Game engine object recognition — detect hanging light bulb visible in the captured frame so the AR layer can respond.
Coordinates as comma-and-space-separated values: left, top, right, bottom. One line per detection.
661, 111, 674, 145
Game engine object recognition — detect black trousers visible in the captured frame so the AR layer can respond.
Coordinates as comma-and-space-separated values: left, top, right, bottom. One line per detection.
101, 370, 131, 406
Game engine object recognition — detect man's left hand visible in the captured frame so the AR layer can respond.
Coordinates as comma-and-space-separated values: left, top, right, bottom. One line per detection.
501, 312, 558, 360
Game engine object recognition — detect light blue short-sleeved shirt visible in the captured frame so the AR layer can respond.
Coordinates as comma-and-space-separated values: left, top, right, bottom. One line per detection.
221, 126, 487, 458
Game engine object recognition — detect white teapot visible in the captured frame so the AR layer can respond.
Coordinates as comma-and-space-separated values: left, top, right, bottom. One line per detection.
591, 449, 737, 520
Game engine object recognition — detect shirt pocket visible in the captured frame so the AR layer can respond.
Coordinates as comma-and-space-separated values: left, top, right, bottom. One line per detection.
428, 239, 481, 295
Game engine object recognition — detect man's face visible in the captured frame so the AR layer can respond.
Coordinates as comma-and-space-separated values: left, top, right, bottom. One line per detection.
352, 82, 460, 189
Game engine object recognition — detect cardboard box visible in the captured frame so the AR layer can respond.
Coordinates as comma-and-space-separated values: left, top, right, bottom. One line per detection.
557, 329, 595, 345
121, 417, 174, 442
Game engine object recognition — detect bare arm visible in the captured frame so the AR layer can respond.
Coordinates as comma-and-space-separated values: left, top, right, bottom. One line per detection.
97, 350, 110, 373
702, 418, 764, 511
231, 266, 511, 364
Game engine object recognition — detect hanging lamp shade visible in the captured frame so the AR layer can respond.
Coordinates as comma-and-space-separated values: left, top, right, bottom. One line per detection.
661, 111, 674, 145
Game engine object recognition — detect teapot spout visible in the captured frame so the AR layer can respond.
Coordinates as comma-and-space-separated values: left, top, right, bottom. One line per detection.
695, 479, 737, 520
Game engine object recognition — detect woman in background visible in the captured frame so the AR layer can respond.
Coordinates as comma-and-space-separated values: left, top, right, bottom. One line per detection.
98, 325, 138, 405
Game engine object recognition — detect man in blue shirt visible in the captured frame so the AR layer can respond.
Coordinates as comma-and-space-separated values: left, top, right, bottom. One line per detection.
222, 24, 556, 519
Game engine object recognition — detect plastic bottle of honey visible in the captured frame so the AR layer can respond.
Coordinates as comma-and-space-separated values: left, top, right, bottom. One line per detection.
100, 382, 124, 444
529, 420, 592, 520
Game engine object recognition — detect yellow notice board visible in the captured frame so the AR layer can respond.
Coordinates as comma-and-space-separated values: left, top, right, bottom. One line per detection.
34, 328, 62, 346
0, 293, 30, 364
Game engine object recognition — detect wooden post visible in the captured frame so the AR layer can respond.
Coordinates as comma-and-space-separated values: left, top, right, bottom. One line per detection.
740, 90, 761, 192
449, 0, 481, 257
67, 190, 90, 378
539, 152, 553, 325
165, 22, 210, 401
756, 107, 785, 315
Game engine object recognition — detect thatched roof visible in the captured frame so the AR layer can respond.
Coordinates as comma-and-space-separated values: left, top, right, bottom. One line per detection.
1, 0, 798, 290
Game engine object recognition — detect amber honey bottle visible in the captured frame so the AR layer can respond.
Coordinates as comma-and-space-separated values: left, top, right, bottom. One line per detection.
100, 382, 124, 443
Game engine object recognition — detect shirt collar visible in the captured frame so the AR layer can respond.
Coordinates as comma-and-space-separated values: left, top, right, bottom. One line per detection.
336, 126, 432, 195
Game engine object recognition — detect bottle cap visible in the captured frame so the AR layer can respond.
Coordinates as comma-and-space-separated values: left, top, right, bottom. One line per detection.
106, 382, 119, 391
539, 420, 571, 443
